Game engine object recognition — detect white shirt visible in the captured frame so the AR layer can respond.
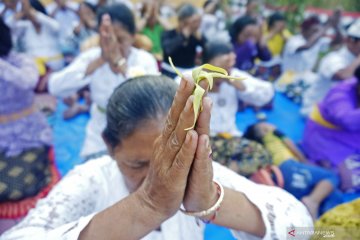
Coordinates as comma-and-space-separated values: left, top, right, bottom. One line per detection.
9, 12, 64, 70
282, 34, 330, 73
176, 68, 274, 136
301, 46, 356, 115
200, 12, 230, 43
0, 2, 21, 26
48, 47, 158, 157
1, 156, 313, 240
46, 2, 80, 49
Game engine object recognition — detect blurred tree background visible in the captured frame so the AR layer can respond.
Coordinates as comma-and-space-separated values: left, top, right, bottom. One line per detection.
265, 0, 360, 12
264, 0, 360, 33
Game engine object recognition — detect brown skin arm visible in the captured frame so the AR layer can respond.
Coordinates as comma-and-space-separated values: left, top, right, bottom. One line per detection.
296, 28, 327, 53
79, 192, 168, 240
283, 138, 307, 162
212, 188, 266, 237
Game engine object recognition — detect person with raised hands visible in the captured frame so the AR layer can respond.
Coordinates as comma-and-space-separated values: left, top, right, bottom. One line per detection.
48, 3, 158, 160
161, 3, 206, 79
9, 0, 64, 72
3, 74, 312, 240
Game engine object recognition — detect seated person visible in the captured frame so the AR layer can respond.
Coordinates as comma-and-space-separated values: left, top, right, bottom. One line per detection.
71, 1, 98, 54
302, 19, 360, 115
161, 3, 205, 78
244, 122, 342, 220
0, 18, 59, 234
137, 0, 172, 61
201, 41, 274, 175
264, 12, 291, 57
60, 1, 98, 120
302, 66, 360, 191
230, 15, 271, 72
175, 41, 274, 175
2, 75, 313, 239
9, 0, 64, 72
48, 4, 158, 160
200, 0, 230, 43
244, 0, 263, 25
47, 0, 80, 58
282, 15, 341, 74
201, 41, 274, 137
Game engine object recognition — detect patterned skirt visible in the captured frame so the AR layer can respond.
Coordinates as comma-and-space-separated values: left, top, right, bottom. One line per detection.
211, 135, 272, 177
0, 147, 60, 218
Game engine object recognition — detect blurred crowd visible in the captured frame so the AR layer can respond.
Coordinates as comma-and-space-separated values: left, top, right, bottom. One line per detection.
1, 0, 360, 237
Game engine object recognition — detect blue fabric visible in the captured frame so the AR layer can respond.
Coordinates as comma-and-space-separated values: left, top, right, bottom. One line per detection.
236, 92, 306, 142
279, 159, 343, 214
51, 101, 88, 176
279, 159, 340, 199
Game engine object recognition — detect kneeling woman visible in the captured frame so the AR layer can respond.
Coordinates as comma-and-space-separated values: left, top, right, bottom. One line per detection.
0, 18, 60, 234
3, 75, 312, 239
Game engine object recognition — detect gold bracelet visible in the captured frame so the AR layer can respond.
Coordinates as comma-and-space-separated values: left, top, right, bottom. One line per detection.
180, 180, 224, 217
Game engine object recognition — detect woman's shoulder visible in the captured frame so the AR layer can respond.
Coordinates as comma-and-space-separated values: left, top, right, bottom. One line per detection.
60, 155, 124, 198
73, 155, 116, 174
65, 155, 120, 184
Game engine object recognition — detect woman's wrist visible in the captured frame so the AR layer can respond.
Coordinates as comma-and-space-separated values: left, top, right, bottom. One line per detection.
183, 181, 220, 214
133, 188, 171, 224
198, 183, 221, 221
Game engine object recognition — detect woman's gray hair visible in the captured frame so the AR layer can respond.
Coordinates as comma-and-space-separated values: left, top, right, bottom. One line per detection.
103, 75, 177, 148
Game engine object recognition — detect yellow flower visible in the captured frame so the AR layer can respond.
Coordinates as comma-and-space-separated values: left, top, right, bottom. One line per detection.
169, 57, 246, 130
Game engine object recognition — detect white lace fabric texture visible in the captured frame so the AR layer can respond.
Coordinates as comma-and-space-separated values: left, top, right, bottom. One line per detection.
1, 156, 313, 240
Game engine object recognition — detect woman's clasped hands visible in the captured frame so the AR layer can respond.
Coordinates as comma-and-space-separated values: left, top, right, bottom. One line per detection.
135, 76, 219, 222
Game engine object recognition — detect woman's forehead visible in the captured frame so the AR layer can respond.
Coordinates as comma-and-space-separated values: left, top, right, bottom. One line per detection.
116, 119, 164, 159
122, 119, 165, 146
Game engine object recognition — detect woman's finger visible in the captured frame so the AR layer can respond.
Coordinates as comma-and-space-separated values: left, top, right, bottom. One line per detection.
193, 134, 213, 178
162, 77, 194, 141
170, 130, 198, 181
198, 78, 210, 95
165, 95, 196, 163
195, 96, 212, 136
183, 134, 214, 212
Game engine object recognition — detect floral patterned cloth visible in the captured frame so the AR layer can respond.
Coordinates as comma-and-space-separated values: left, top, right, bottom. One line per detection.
0, 52, 52, 157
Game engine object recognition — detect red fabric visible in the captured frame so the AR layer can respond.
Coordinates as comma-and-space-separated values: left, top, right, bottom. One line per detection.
0, 148, 60, 219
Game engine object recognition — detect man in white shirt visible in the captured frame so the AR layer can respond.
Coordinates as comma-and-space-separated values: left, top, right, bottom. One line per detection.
282, 15, 332, 73
49, 3, 158, 159
301, 19, 360, 115
46, 0, 80, 55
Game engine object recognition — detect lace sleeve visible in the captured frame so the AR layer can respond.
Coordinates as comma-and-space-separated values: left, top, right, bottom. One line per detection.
1, 165, 104, 240
213, 162, 313, 240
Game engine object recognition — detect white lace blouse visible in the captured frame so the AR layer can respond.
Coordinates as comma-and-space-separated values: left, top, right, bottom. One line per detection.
1, 156, 313, 240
